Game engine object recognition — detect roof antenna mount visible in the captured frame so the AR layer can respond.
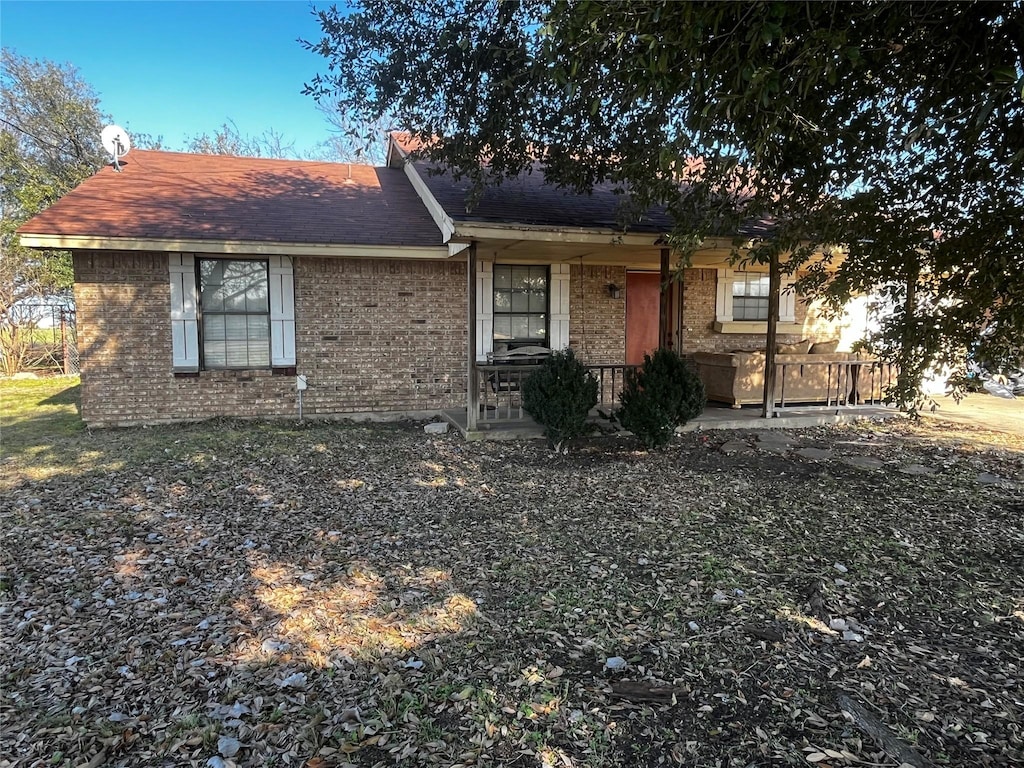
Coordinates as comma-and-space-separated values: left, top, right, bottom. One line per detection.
100, 125, 131, 172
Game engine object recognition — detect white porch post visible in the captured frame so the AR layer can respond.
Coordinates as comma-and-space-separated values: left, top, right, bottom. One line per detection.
467, 243, 479, 432
762, 252, 781, 418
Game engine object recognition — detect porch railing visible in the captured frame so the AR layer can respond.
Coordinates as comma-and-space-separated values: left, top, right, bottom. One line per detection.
775, 358, 896, 411
473, 362, 637, 424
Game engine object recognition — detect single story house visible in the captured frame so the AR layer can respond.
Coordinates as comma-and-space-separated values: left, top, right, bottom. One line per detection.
18, 133, 866, 431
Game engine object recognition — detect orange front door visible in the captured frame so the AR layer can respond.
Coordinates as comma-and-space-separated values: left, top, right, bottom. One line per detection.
625, 272, 660, 366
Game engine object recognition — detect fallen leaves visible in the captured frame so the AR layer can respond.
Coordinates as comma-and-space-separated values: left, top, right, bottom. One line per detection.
1, 416, 1022, 766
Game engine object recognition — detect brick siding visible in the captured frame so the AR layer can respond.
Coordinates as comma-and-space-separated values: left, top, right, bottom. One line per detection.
679, 268, 843, 354
72, 254, 846, 426
73, 252, 466, 426
569, 265, 627, 364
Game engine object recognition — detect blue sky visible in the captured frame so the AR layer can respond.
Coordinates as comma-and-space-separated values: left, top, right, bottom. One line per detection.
2, 1, 339, 156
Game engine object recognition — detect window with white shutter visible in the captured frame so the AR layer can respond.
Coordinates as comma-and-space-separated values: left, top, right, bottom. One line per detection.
476, 261, 571, 358
715, 268, 796, 329
169, 254, 295, 371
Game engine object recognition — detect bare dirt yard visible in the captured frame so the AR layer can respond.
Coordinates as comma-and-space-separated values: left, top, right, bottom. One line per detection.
2, 377, 1022, 767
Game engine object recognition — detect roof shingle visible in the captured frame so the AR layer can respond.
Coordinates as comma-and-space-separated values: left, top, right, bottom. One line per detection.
18, 150, 444, 247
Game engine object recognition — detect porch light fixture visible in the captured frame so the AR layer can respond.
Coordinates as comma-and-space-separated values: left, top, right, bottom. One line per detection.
607, 283, 623, 299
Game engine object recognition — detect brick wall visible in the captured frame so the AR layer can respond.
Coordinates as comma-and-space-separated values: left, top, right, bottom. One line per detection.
73, 252, 466, 426
72, 253, 847, 426
679, 268, 844, 354
569, 264, 627, 364
297, 258, 466, 415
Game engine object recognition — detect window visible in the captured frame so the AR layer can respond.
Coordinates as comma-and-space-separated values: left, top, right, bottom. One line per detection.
714, 268, 796, 331
493, 265, 548, 346
169, 254, 294, 372
731, 272, 771, 321
197, 258, 271, 369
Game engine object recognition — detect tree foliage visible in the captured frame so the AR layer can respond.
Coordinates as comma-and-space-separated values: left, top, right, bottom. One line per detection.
1, 50, 108, 370
185, 119, 297, 159
305, 1, 1024, 401
1, 50, 108, 300
306, 100, 390, 165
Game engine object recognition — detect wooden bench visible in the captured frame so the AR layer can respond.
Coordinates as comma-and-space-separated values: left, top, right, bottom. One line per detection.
486, 346, 551, 392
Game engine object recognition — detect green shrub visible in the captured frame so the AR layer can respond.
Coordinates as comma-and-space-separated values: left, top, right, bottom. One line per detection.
522, 349, 598, 451
618, 348, 706, 448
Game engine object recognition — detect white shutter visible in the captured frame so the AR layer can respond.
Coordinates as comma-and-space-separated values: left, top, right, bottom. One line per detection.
475, 258, 493, 362
779, 277, 796, 322
169, 253, 199, 371
715, 268, 735, 322
269, 256, 296, 367
550, 263, 571, 350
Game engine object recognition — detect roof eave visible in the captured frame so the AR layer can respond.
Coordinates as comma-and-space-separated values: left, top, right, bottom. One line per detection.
18, 233, 451, 260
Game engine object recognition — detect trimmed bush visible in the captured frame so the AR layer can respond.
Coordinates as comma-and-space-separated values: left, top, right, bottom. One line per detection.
618, 348, 706, 448
522, 349, 598, 451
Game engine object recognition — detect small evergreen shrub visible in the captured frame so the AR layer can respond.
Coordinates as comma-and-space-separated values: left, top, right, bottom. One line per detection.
618, 348, 706, 448
522, 349, 599, 451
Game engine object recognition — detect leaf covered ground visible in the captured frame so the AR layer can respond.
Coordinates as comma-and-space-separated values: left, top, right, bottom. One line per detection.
1, 379, 1022, 767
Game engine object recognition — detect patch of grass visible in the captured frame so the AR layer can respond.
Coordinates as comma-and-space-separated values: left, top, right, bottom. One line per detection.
1, 375, 83, 442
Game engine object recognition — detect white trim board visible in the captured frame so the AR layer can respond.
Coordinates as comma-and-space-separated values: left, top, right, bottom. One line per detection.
20, 234, 450, 260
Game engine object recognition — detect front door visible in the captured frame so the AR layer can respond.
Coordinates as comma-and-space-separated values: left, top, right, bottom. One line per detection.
625, 271, 660, 365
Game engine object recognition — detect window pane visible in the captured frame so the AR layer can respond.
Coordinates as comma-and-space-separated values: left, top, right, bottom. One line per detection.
224, 316, 248, 367
511, 266, 530, 291
511, 291, 529, 312
734, 297, 769, 320
493, 316, 511, 340
732, 277, 747, 297
223, 280, 247, 311
510, 315, 529, 340
246, 280, 269, 313
494, 290, 511, 311
200, 261, 225, 311
247, 316, 270, 366
529, 290, 547, 313
202, 315, 226, 368
494, 266, 511, 290
528, 315, 547, 339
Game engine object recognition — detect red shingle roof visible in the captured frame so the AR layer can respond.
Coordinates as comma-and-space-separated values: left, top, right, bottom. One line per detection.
18, 150, 444, 247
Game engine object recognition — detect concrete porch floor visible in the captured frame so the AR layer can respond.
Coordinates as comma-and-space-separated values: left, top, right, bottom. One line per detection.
441, 403, 902, 441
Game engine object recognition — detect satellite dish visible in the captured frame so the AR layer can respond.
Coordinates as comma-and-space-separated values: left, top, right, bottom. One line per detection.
100, 124, 131, 171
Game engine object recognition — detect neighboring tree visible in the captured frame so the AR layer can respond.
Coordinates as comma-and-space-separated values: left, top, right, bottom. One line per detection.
306, 100, 390, 164
1, 49, 108, 372
185, 119, 297, 159
304, 1, 1024, 404
129, 130, 165, 150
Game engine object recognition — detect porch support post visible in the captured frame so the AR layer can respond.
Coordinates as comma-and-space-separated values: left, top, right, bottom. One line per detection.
659, 247, 672, 349
467, 242, 479, 431
761, 251, 781, 418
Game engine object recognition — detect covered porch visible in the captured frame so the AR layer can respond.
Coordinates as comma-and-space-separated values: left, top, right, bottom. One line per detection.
452, 228, 891, 439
